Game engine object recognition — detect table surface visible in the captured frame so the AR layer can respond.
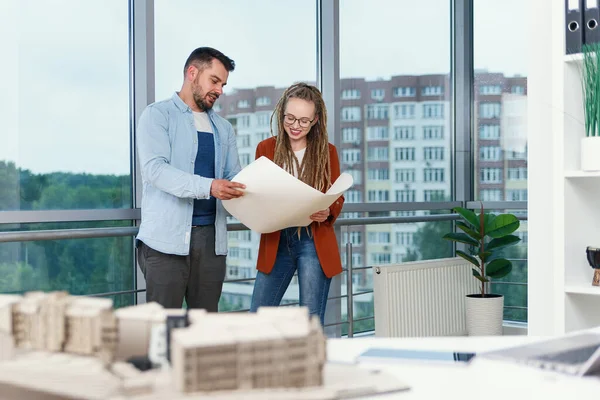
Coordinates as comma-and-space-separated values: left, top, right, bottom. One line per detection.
326, 335, 600, 399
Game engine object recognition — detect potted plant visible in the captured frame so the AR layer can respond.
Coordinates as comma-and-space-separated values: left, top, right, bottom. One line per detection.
442, 204, 521, 336
580, 42, 600, 171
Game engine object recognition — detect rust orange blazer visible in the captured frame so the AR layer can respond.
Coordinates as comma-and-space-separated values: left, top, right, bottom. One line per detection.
254, 137, 344, 278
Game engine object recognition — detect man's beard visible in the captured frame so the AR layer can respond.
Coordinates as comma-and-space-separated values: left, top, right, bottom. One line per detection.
192, 83, 217, 111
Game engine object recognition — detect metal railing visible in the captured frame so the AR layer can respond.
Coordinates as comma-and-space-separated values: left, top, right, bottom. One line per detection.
0, 201, 529, 336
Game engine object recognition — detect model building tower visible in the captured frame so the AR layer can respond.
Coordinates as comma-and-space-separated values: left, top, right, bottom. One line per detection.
11, 291, 69, 351
63, 296, 118, 365
170, 307, 326, 393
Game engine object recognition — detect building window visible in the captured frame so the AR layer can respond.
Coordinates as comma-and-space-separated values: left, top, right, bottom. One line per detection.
368, 190, 390, 202
506, 189, 528, 201
395, 147, 416, 161
256, 112, 270, 127
480, 102, 501, 118
367, 126, 389, 140
256, 96, 271, 106
423, 168, 445, 182
396, 190, 416, 202
479, 85, 502, 95
346, 190, 362, 203
511, 86, 525, 95
342, 231, 362, 245
393, 104, 416, 119
368, 232, 391, 244
342, 127, 361, 143
371, 88, 385, 100
238, 135, 251, 148
342, 149, 361, 164
423, 126, 444, 139
367, 104, 389, 120
368, 168, 389, 181
506, 149, 527, 160
423, 190, 445, 201
396, 232, 414, 246
367, 147, 388, 161
239, 153, 251, 167
394, 126, 415, 140
507, 167, 528, 180
480, 168, 503, 183
423, 147, 444, 161
422, 103, 444, 118
341, 89, 361, 99
255, 132, 270, 142
371, 253, 391, 264
479, 124, 500, 139
395, 168, 415, 183
480, 189, 503, 201
342, 106, 361, 121
237, 115, 250, 129
480, 146, 502, 161
237, 100, 250, 109
393, 87, 416, 97
422, 86, 443, 96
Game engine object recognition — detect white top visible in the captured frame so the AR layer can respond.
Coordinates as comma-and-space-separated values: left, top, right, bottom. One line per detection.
291, 147, 306, 178
192, 111, 213, 133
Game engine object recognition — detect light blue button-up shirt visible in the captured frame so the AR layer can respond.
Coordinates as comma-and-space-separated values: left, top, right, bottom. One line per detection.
136, 92, 241, 256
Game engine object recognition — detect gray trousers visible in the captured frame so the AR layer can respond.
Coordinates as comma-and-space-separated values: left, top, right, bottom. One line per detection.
136, 225, 226, 311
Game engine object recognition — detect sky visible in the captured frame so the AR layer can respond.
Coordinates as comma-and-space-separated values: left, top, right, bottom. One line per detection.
0, 0, 528, 175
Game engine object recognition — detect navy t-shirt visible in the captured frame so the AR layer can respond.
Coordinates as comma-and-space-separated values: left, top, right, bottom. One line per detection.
192, 112, 216, 226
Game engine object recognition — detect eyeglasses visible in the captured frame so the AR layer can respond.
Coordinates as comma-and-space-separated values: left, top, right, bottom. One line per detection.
283, 114, 315, 128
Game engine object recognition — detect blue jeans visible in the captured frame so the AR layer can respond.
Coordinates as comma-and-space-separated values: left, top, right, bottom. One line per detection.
250, 227, 332, 325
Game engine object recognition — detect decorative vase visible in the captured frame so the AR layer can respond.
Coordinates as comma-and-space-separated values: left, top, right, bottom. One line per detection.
465, 294, 504, 336
581, 137, 600, 171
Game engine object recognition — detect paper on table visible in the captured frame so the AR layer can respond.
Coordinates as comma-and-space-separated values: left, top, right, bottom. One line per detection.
222, 156, 353, 234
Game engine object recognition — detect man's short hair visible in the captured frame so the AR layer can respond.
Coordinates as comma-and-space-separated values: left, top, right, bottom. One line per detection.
183, 47, 235, 76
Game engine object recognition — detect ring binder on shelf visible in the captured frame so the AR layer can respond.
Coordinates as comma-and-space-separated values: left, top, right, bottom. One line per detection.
566, 0, 584, 54
584, 0, 600, 45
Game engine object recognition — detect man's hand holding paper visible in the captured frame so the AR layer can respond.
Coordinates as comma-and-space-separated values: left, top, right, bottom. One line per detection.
222, 156, 353, 233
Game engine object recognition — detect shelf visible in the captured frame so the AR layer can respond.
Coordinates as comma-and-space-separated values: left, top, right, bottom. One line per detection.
564, 53, 583, 63
564, 170, 600, 178
565, 283, 600, 296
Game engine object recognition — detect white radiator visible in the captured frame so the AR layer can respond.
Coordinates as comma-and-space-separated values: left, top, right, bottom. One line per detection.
373, 257, 480, 337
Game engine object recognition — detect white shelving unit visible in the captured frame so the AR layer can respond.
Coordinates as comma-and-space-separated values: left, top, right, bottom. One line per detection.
528, 0, 600, 336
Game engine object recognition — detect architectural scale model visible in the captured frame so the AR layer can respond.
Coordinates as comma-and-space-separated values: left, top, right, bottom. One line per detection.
0, 291, 409, 399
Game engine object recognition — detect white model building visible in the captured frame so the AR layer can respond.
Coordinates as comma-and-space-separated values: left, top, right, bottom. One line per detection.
170, 307, 326, 393
63, 296, 117, 364
0, 292, 408, 399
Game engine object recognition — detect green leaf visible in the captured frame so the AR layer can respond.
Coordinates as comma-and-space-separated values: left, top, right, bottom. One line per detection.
453, 207, 480, 231
483, 213, 496, 235
486, 258, 513, 279
486, 214, 520, 238
472, 269, 489, 283
478, 251, 492, 263
457, 250, 480, 267
456, 222, 482, 240
487, 235, 521, 251
442, 232, 479, 247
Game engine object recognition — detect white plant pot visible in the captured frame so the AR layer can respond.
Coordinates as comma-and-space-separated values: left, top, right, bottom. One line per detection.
581, 137, 600, 171
465, 294, 504, 336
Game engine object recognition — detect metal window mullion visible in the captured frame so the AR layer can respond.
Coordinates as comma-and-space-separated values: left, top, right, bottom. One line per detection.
452, 0, 474, 258
317, 0, 342, 338
452, 0, 474, 205
130, 0, 155, 306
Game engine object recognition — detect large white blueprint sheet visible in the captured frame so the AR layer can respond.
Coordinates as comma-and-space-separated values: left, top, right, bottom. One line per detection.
222, 156, 353, 234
